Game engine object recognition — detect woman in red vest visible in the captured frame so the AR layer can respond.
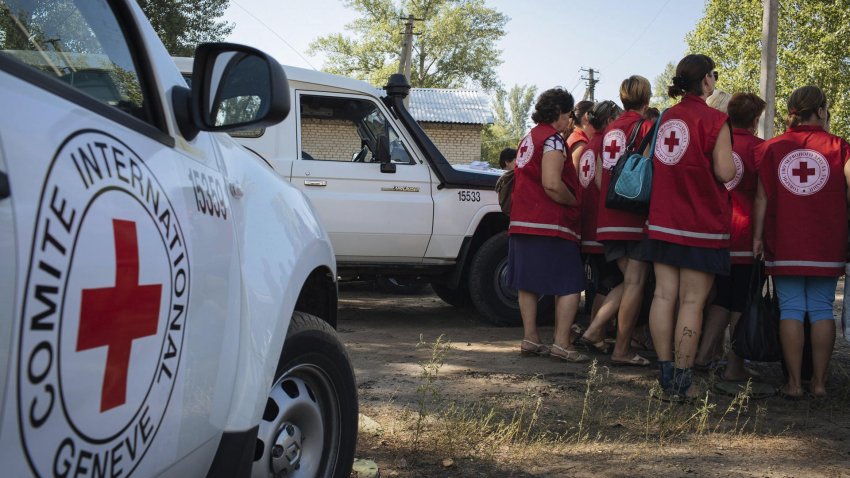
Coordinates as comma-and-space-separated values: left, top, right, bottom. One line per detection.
509, 88, 589, 362
753, 86, 850, 398
567, 100, 595, 170
641, 54, 735, 399
694, 93, 766, 382
575, 101, 625, 353
594, 75, 655, 367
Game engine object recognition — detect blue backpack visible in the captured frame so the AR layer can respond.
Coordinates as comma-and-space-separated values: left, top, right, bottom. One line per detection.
607, 109, 665, 214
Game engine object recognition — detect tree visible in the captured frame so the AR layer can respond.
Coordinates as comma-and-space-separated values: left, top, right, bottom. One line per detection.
651, 61, 677, 109
687, 0, 850, 138
138, 0, 233, 56
481, 84, 537, 165
308, 0, 507, 89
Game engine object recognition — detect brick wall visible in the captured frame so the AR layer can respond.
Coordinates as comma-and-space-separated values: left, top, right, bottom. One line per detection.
300, 117, 483, 165
301, 118, 361, 161
420, 122, 482, 165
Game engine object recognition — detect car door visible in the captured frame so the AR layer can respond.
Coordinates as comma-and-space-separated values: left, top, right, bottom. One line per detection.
291, 92, 434, 262
0, 1, 238, 476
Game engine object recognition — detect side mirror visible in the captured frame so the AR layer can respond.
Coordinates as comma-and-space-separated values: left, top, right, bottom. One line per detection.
173, 42, 290, 141
375, 135, 390, 164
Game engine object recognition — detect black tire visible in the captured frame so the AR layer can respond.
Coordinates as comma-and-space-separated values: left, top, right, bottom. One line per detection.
430, 281, 472, 307
468, 232, 554, 326
375, 276, 429, 295
252, 312, 358, 478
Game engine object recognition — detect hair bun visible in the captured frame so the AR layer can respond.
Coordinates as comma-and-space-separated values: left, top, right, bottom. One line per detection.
672, 76, 688, 89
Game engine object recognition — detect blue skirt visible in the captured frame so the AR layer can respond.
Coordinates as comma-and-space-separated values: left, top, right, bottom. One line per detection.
637, 239, 730, 275
507, 234, 585, 296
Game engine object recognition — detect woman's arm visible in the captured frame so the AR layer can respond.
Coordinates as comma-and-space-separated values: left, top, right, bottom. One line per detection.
542, 151, 577, 206
570, 141, 586, 171
752, 178, 767, 258
712, 123, 735, 183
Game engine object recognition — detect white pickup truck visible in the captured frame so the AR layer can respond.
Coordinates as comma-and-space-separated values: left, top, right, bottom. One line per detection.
0, 1, 356, 477
175, 59, 529, 326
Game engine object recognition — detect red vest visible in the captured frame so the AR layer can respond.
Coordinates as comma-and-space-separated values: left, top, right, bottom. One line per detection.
509, 123, 581, 242
596, 111, 654, 241
578, 135, 603, 253
756, 125, 850, 276
647, 94, 731, 248
567, 127, 590, 156
727, 128, 763, 264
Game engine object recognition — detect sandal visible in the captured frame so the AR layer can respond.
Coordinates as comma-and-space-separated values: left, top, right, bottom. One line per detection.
577, 335, 611, 355
610, 353, 651, 367
520, 340, 550, 357
550, 344, 590, 363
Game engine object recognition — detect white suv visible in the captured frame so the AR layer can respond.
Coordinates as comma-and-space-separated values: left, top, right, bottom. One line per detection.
175, 60, 530, 326
0, 1, 356, 477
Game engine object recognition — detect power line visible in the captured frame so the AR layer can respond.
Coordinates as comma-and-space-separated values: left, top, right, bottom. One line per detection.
601, 0, 673, 72
231, 0, 317, 70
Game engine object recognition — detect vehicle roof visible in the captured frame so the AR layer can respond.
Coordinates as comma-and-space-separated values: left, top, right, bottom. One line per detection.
172, 56, 378, 96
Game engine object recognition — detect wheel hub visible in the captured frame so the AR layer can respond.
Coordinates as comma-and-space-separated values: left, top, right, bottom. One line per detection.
271, 422, 303, 475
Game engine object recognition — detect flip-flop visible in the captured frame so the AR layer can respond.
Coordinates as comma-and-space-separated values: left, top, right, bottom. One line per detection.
550, 344, 590, 363
610, 353, 651, 367
520, 340, 550, 357
577, 335, 611, 355
776, 386, 805, 401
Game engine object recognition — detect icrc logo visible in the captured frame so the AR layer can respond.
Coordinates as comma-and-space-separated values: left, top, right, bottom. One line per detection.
17, 131, 189, 477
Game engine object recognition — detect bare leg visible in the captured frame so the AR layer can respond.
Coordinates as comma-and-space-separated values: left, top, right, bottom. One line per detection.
611, 258, 649, 361
721, 312, 753, 381
519, 289, 541, 344
779, 319, 805, 396
582, 283, 624, 343
674, 268, 714, 369
553, 292, 582, 349
695, 305, 730, 367
809, 319, 836, 396
589, 293, 605, 324
555, 294, 579, 350
650, 263, 679, 362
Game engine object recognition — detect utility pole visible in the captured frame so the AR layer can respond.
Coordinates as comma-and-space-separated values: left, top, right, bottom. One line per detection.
759, 0, 778, 139
398, 14, 415, 80
580, 68, 599, 102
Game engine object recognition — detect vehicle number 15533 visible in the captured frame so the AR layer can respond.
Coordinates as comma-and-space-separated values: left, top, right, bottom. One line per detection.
457, 190, 481, 202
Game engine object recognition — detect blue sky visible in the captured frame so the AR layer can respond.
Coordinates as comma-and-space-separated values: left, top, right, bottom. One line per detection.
223, 0, 706, 105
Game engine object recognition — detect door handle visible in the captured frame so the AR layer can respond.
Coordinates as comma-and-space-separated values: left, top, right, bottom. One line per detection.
228, 182, 244, 199
0, 172, 9, 200
304, 180, 327, 187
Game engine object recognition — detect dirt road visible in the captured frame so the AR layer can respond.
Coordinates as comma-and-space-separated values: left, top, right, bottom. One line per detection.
338, 283, 850, 478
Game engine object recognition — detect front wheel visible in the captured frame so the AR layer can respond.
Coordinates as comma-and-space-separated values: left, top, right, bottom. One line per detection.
468, 232, 522, 326
430, 281, 472, 307
467, 232, 554, 326
252, 312, 358, 478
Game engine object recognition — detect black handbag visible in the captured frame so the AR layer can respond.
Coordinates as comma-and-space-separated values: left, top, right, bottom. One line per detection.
732, 262, 782, 362
605, 118, 654, 214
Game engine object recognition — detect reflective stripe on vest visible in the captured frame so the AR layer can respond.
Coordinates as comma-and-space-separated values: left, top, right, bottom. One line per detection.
765, 260, 845, 268
582, 240, 603, 247
597, 226, 644, 234
510, 221, 580, 240
648, 224, 730, 240
730, 251, 753, 257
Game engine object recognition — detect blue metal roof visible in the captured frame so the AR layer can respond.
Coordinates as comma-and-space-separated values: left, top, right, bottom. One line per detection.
378, 88, 494, 125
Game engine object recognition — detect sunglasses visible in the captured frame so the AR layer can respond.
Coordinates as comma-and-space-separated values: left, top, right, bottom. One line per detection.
709, 71, 719, 81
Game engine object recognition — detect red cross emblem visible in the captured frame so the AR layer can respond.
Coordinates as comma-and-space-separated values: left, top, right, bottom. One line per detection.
582, 161, 591, 177
664, 131, 680, 152
792, 161, 816, 183
519, 143, 528, 157
604, 140, 621, 159
78, 219, 162, 412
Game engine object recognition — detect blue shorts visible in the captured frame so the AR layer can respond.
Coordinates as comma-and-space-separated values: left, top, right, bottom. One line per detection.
773, 276, 839, 323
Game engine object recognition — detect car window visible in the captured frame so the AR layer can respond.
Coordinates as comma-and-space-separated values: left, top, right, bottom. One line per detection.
0, 0, 149, 123
299, 94, 413, 164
